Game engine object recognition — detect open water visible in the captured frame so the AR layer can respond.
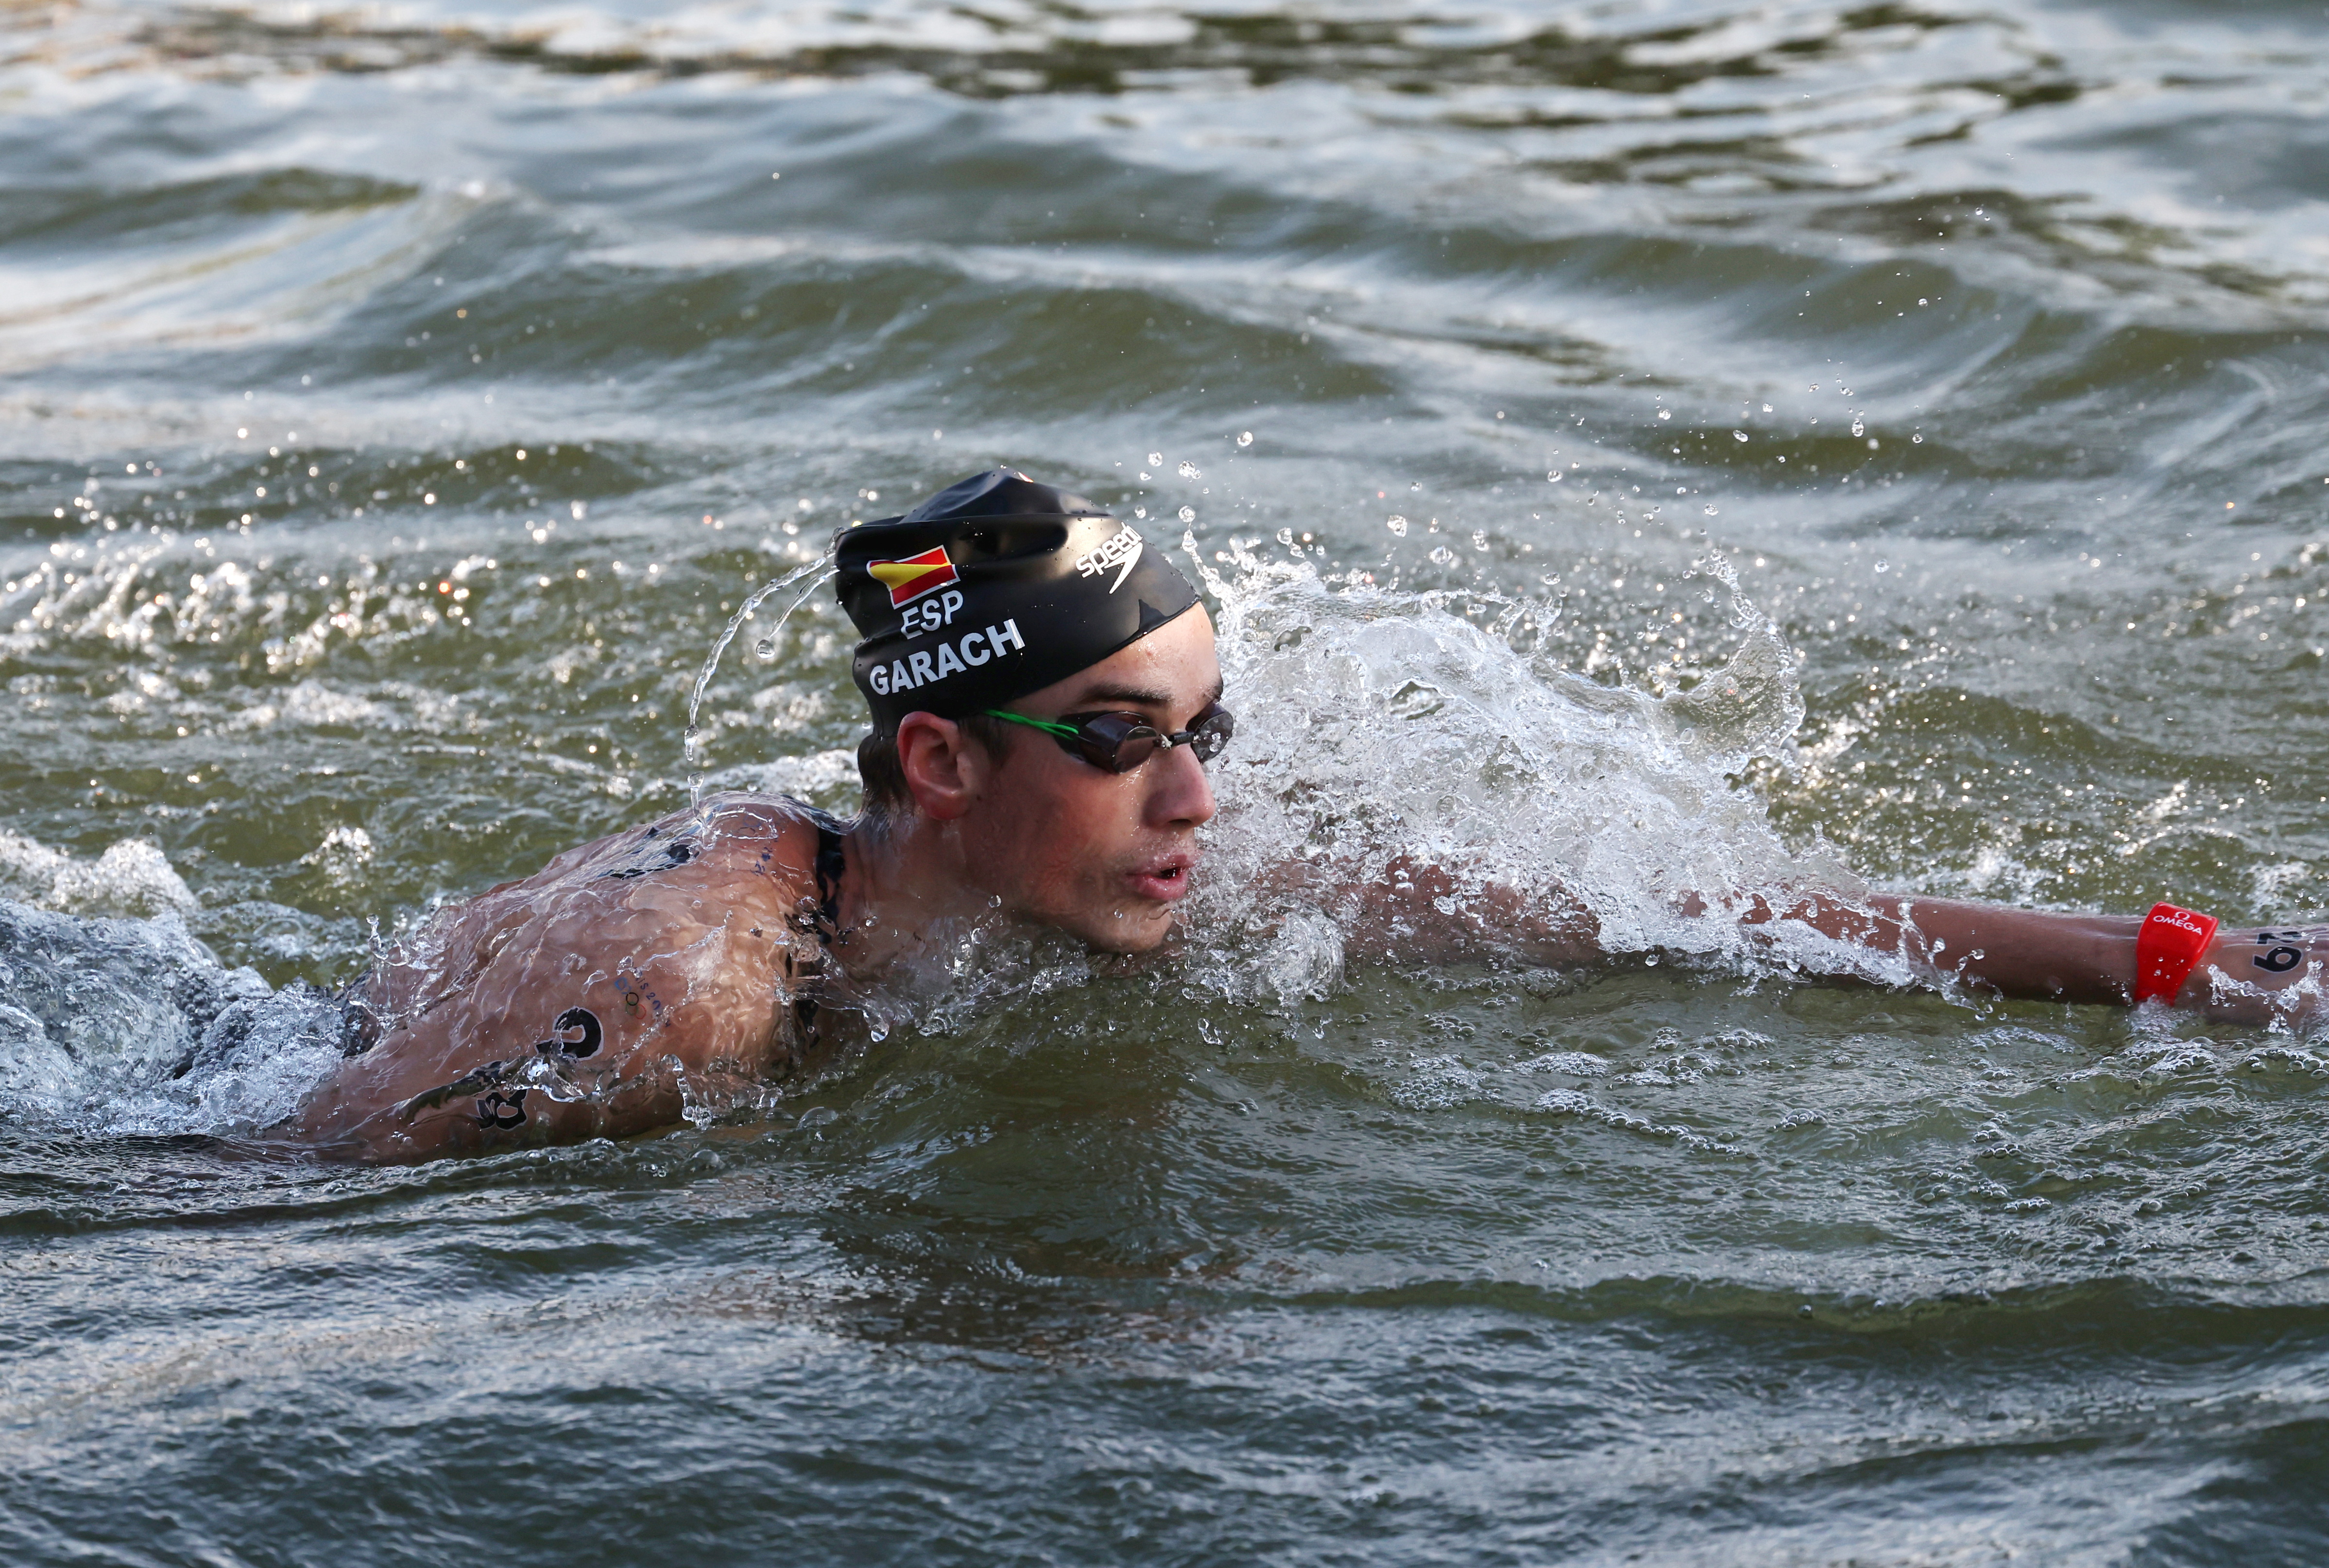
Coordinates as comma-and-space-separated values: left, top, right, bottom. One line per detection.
4, 0, 2329, 1562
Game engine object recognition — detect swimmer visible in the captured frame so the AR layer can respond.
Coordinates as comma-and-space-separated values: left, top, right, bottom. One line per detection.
292, 469, 2329, 1161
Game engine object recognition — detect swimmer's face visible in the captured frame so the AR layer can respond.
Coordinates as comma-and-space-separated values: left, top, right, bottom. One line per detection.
900, 608, 1221, 952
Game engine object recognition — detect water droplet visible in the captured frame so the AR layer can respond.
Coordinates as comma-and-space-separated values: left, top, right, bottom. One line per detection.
1732, 429, 1748, 442
1657, 409, 1671, 421
1850, 418, 1865, 437
1236, 431, 1253, 448
1703, 505, 1718, 516
1147, 452, 1163, 467
1133, 506, 1147, 519
1137, 471, 1151, 481
1912, 434, 1924, 444
1387, 515, 1409, 536
755, 637, 775, 659
1178, 460, 1200, 480
1874, 560, 1890, 574
1546, 470, 1562, 483
1177, 505, 1195, 523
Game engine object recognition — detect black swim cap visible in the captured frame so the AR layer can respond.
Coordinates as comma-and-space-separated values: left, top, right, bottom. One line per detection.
833, 469, 1201, 736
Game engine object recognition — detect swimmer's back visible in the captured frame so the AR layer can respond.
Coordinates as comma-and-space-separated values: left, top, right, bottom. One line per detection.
294, 791, 838, 1162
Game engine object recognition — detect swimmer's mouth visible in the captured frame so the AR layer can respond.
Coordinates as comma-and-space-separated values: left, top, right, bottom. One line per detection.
1125, 853, 1197, 903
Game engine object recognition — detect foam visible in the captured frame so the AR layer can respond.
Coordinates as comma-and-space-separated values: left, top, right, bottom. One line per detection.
0, 828, 199, 919
1178, 542, 1910, 1001
0, 900, 344, 1137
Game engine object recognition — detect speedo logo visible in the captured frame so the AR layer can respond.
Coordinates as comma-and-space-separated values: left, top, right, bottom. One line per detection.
868, 619, 1026, 696
1074, 525, 1144, 593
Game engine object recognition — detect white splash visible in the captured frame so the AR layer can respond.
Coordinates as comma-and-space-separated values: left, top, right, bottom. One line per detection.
0, 828, 199, 918
1180, 542, 1903, 1001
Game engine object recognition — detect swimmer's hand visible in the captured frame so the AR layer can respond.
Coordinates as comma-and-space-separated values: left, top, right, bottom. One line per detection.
2183, 921, 2329, 1028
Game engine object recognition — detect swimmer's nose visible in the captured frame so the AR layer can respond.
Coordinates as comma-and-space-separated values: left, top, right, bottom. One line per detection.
1145, 736, 1216, 830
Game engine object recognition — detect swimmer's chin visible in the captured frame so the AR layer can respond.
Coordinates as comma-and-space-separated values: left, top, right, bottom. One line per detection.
1074, 901, 1183, 954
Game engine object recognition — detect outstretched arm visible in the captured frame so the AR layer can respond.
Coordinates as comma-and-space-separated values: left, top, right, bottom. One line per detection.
1745, 892, 2326, 1025
1343, 860, 2324, 1026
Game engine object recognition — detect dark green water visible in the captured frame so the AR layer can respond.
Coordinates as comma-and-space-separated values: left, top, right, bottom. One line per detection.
4, 0, 2328, 1561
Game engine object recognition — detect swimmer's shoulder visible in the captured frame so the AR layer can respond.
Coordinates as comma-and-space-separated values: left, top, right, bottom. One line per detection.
445, 793, 836, 929
688, 790, 841, 891
555, 790, 833, 897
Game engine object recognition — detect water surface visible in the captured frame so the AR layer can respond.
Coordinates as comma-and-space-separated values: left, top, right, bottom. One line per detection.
3, 0, 2328, 1561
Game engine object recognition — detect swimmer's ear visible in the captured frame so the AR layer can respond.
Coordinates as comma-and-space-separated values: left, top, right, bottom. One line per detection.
895, 712, 986, 822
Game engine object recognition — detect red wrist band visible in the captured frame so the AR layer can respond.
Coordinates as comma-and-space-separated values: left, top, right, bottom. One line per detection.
2134, 902, 2219, 1005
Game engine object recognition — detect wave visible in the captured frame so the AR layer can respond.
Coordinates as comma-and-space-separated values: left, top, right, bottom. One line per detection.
0, 893, 345, 1138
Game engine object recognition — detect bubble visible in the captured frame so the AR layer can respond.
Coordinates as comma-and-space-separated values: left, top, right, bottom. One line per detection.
755, 637, 775, 659
1147, 452, 1163, 467
1178, 460, 1201, 480
1236, 431, 1253, 448
1387, 515, 1409, 536
1178, 505, 1196, 523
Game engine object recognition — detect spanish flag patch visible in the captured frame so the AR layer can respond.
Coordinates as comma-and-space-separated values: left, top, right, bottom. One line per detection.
866, 546, 958, 609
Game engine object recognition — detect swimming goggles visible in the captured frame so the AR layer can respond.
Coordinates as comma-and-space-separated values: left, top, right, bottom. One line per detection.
984, 701, 1235, 774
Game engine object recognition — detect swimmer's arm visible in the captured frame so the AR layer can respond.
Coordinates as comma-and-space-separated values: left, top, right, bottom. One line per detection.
1742, 892, 2329, 1023
1348, 859, 2323, 1023
1334, 856, 1604, 966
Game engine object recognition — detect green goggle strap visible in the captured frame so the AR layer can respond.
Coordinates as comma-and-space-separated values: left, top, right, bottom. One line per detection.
982, 709, 1081, 739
